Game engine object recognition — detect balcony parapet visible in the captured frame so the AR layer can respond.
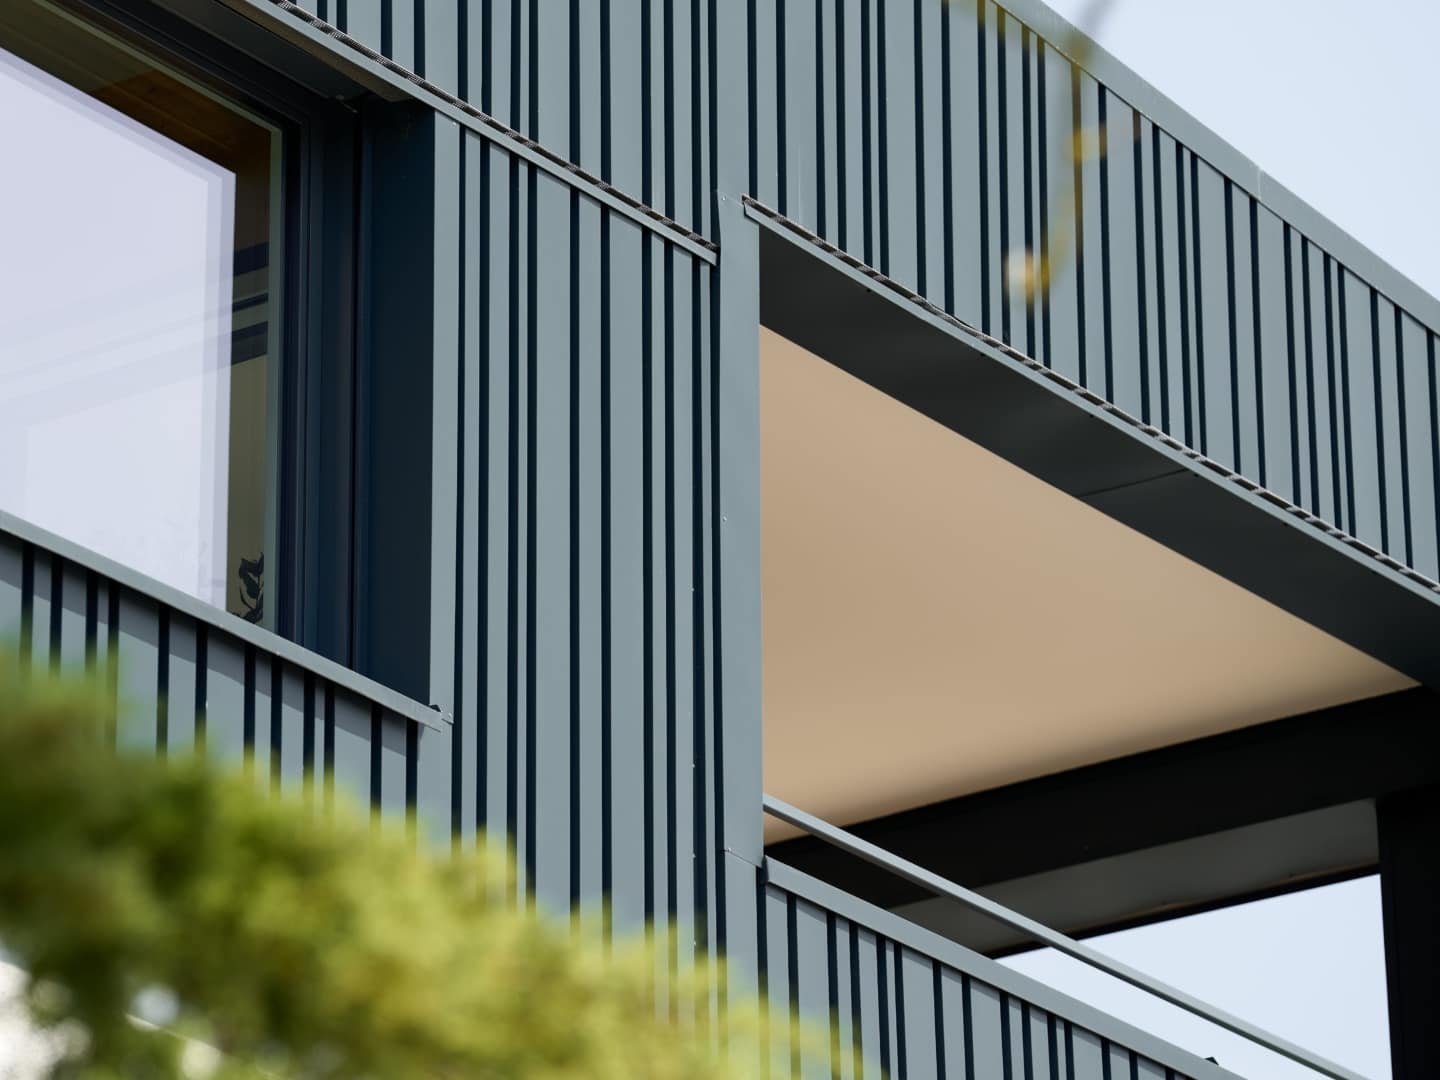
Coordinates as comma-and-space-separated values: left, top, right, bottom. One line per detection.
0, 510, 449, 829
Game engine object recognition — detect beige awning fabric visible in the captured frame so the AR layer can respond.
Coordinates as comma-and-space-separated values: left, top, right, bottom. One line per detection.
761, 328, 1412, 839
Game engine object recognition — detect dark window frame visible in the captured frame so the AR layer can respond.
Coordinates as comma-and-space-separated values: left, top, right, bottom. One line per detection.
35, 0, 365, 666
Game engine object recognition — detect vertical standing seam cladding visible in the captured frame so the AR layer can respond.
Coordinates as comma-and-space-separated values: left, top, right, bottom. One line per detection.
756, 875, 1201, 1080
435, 133, 723, 957
286, 0, 717, 239
0, 531, 445, 840
15, 0, 1438, 1074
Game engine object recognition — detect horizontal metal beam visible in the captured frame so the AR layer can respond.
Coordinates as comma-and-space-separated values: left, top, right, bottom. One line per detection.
768, 687, 1438, 916
891, 804, 1377, 957
764, 793, 1372, 1080
0, 508, 448, 732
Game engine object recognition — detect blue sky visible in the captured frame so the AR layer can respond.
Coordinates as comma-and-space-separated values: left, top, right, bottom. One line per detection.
1000, 7, 1432, 1076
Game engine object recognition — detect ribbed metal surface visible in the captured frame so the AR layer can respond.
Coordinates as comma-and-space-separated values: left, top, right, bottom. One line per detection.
755, 874, 1202, 1080
747, 0, 1440, 582
0, 528, 452, 842
427, 127, 725, 950
18, 0, 1427, 1069
288, 0, 717, 239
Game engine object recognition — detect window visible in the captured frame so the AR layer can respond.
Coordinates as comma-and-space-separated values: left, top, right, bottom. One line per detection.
0, 0, 284, 627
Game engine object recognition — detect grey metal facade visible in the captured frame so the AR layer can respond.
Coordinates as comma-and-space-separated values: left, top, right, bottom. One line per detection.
430, 127, 726, 941
7, 0, 1437, 1075
0, 515, 453, 841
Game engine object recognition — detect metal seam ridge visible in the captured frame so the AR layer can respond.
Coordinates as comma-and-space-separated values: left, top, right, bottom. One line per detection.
265, 0, 719, 258
741, 196, 1440, 598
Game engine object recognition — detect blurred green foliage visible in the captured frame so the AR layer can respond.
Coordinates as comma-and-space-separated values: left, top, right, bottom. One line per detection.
0, 653, 771, 1079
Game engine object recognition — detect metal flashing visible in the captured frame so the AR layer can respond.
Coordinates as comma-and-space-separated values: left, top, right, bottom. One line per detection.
0, 510, 448, 731
219, 0, 719, 265
763, 857, 1245, 1080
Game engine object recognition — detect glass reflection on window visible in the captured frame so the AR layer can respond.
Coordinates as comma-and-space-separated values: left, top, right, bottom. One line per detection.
0, 0, 282, 626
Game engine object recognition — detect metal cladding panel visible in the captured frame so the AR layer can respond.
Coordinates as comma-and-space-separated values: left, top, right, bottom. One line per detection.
205, 635, 249, 765
1342, 269, 1384, 551
0, 523, 442, 837
273, 663, 308, 796
1193, 159, 1234, 468
377, 711, 410, 826
429, 127, 723, 942
414, 722, 454, 850
745, 0, 1440, 582
898, 947, 940, 1078
606, 211, 651, 933
248, 652, 274, 793
0, 535, 25, 649
1400, 313, 1439, 579
24, 551, 54, 680
164, 618, 200, 756
58, 563, 89, 674
116, 593, 162, 754
760, 884, 794, 1077
329, 691, 374, 813
791, 898, 832, 1080
835, 0, 864, 256
755, 872, 1208, 1080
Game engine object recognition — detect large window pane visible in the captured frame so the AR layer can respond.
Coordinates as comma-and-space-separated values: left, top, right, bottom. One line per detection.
0, 0, 281, 625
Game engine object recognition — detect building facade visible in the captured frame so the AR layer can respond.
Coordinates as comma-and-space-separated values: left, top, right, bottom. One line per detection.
0, 0, 1436, 1076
